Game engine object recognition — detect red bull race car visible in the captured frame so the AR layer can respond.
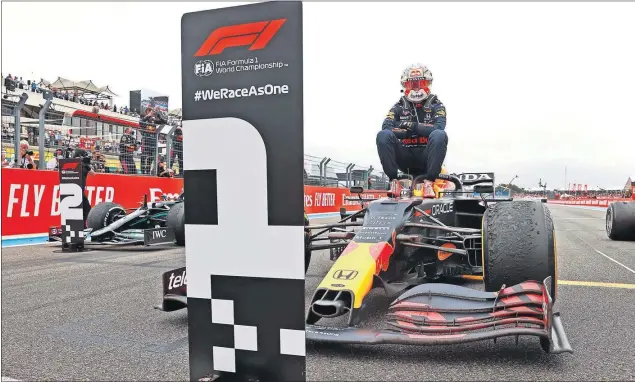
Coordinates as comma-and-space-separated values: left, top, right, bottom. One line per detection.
155, 170, 571, 354
304, 171, 572, 354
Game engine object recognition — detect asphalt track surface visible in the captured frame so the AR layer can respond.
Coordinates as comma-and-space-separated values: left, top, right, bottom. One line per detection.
2, 204, 634, 381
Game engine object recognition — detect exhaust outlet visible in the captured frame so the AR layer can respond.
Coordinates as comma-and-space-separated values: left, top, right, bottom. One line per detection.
310, 289, 353, 319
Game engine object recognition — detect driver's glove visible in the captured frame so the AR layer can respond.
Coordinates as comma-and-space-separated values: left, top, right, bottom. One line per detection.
398, 121, 416, 130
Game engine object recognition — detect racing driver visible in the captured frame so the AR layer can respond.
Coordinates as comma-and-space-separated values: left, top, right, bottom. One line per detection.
376, 63, 448, 197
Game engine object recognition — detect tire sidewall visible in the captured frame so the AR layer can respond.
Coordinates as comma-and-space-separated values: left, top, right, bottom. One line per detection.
167, 202, 185, 245
606, 204, 614, 238
482, 201, 557, 302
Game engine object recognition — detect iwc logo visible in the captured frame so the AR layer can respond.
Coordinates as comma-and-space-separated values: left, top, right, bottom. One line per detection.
195, 60, 214, 77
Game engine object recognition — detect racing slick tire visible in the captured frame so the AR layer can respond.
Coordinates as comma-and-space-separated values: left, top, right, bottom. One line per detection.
167, 202, 185, 246
305, 212, 312, 273
87, 202, 126, 242
606, 201, 635, 241
482, 200, 558, 302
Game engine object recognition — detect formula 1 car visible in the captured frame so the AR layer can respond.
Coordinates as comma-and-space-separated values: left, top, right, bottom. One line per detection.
49, 192, 185, 247
304, 172, 572, 354
606, 201, 635, 241
155, 211, 313, 312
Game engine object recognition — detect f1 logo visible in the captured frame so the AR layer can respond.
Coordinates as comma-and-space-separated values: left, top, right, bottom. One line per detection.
333, 270, 358, 280
194, 19, 287, 56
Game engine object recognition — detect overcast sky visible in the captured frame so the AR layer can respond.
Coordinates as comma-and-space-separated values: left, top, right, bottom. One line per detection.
3, 2, 634, 189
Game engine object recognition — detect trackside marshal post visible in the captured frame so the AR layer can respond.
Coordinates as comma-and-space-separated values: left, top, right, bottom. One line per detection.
58, 158, 86, 251
181, 2, 305, 381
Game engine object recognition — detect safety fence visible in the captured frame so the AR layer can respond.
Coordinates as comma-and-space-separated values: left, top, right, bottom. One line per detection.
2, 88, 388, 190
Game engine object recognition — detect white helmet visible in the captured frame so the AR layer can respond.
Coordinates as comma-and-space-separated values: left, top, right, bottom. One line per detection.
400, 63, 433, 103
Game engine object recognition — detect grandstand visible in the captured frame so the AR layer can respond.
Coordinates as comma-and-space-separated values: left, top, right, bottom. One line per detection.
2, 72, 184, 175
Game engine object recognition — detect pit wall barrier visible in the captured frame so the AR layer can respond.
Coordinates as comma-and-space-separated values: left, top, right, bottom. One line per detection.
1, 168, 387, 239
547, 198, 633, 208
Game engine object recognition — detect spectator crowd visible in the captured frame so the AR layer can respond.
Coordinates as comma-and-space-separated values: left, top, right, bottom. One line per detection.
2, 72, 136, 116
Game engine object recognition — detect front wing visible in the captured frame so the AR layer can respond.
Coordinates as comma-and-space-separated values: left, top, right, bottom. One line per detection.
154, 266, 187, 312
306, 278, 572, 354
48, 226, 176, 247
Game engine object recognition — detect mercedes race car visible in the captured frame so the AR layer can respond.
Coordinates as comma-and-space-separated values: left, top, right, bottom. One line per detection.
49, 192, 185, 247
606, 201, 635, 241
304, 172, 572, 354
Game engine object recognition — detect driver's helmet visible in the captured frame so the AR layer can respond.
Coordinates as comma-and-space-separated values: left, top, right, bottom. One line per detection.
401, 63, 433, 103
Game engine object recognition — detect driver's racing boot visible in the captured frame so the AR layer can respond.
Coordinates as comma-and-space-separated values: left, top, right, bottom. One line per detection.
388, 179, 403, 197
421, 180, 436, 198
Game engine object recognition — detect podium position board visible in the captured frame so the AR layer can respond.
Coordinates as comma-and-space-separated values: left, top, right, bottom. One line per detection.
181, 2, 305, 381
58, 158, 86, 251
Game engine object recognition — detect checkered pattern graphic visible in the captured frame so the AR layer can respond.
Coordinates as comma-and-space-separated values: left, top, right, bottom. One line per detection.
65, 225, 72, 243
210, 296, 305, 373
188, 275, 305, 380
62, 221, 85, 247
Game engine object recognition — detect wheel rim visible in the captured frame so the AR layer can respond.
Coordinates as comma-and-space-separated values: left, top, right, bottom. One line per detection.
606, 209, 612, 234
107, 208, 126, 226
112, 209, 125, 222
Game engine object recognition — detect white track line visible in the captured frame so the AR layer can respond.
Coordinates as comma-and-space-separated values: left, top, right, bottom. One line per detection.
565, 226, 635, 276
594, 249, 635, 275
558, 217, 601, 220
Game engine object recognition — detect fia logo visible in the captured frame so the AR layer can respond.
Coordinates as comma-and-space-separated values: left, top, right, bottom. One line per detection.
195, 60, 214, 77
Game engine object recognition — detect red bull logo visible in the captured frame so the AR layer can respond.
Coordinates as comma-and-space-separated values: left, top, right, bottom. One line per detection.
402, 136, 429, 145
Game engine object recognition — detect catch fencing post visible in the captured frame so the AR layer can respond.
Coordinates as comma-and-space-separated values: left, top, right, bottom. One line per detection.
181, 2, 305, 381
38, 90, 53, 169
318, 157, 327, 186
322, 158, 331, 186
12, 92, 28, 166
152, 128, 162, 175
161, 124, 179, 170
346, 163, 354, 187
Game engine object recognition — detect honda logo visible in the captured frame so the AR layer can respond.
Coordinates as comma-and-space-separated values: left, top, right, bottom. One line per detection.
333, 270, 358, 280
